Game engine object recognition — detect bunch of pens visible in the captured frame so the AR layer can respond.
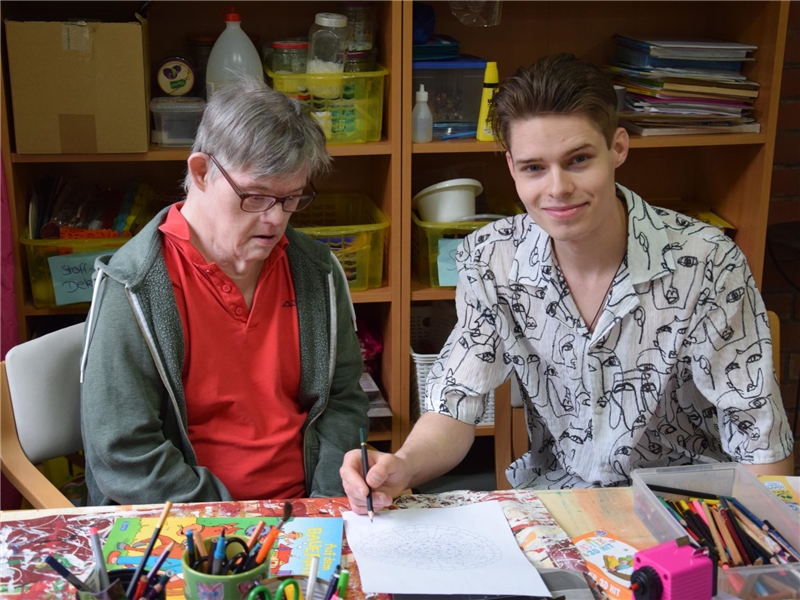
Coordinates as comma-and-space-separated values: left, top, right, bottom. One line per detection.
647, 485, 800, 568
43, 501, 173, 600
186, 501, 294, 577
321, 560, 351, 600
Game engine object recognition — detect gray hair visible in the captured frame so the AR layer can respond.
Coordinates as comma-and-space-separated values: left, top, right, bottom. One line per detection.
183, 74, 331, 192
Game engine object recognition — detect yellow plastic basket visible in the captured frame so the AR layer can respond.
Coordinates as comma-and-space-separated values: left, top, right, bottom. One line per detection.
292, 194, 389, 291
411, 196, 523, 288
266, 66, 388, 144
20, 230, 128, 307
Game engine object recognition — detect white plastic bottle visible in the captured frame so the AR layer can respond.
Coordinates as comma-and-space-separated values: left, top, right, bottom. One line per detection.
412, 84, 433, 143
205, 7, 263, 99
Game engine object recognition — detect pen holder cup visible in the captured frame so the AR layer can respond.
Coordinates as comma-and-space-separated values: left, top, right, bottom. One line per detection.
182, 537, 270, 600
75, 568, 166, 600
248, 576, 330, 600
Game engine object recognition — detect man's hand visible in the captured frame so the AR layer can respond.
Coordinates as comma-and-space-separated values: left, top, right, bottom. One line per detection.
340, 448, 412, 514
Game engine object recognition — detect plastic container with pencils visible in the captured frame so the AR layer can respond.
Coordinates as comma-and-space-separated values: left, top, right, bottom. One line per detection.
631, 462, 800, 598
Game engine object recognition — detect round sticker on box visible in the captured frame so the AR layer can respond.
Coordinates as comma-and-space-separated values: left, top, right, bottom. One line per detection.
157, 57, 195, 96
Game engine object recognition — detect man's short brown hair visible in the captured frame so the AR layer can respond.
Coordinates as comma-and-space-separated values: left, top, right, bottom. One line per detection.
490, 53, 618, 150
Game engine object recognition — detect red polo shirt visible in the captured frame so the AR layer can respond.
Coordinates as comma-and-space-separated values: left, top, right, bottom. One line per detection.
159, 204, 306, 500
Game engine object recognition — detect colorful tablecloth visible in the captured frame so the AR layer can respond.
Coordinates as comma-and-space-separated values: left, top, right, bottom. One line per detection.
0, 490, 586, 599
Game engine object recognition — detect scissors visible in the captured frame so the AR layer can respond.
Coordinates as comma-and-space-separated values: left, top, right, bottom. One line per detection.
190, 550, 249, 575
247, 578, 300, 600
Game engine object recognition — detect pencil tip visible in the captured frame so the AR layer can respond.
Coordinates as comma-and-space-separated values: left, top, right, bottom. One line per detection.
368, 511, 374, 523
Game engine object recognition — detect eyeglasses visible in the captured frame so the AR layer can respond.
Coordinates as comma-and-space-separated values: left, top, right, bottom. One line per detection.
207, 154, 317, 213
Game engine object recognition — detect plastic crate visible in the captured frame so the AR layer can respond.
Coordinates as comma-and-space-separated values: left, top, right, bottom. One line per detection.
412, 195, 523, 287
292, 194, 389, 291
266, 66, 388, 144
20, 231, 128, 308
631, 463, 800, 598
409, 304, 495, 425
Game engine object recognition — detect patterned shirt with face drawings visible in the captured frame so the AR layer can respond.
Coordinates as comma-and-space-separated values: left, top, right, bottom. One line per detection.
426, 184, 794, 490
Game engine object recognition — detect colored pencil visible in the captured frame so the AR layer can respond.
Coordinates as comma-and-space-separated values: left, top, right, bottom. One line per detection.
246, 520, 266, 551
126, 501, 172, 598
646, 483, 719, 500
146, 541, 174, 587
44, 555, 91, 592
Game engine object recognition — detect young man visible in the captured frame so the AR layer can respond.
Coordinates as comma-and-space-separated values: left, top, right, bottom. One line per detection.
81, 77, 369, 505
341, 54, 793, 513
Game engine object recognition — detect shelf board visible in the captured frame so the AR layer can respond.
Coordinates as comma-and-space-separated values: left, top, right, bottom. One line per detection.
367, 419, 393, 442
475, 425, 494, 437
410, 279, 455, 302
352, 287, 393, 303
23, 303, 90, 316
411, 133, 766, 154
23, 286, 391, 316
11, 140, 393, 163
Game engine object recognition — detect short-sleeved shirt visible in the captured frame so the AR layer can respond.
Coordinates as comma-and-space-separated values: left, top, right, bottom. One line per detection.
159, 204, 306, 500
426, 185, 793, 490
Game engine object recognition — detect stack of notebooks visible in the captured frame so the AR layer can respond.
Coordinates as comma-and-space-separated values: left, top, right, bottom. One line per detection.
360, 372, 392, 419
606, 35, 760, 137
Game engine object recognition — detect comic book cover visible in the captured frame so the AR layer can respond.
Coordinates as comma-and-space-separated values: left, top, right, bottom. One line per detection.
758, 475, 800, 512
103, 516, 343, 596
572, 530, 638, 600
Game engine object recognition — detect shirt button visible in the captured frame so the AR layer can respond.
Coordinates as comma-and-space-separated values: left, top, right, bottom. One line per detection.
603, 464, 612, 473
594, 406, 603, 415
235, 307, 243, 315
222, 284, 232, 293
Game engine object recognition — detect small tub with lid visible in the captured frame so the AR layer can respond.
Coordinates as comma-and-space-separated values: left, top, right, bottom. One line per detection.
150, 97, 206, 147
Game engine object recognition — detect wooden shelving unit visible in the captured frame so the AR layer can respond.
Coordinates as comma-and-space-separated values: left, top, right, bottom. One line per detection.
0, 0, 403, 449
400, 1, 790, 482
0, 0, 791, 470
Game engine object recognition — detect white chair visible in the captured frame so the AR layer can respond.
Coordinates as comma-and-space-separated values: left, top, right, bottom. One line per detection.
0, 323, 85, 509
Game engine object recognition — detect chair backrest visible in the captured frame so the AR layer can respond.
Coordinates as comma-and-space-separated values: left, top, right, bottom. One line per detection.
4, 323, 85, 464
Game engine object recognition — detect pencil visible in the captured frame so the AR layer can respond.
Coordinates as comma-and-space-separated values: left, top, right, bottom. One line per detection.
146, 541, 175, 587
698, 502, 728, 566
646, 483, 719, 500
719, 507, 750, 565
43, 555, 90, 593
359, 427, 374, 522
126, 501, 172, 598
711, 505, 743, 566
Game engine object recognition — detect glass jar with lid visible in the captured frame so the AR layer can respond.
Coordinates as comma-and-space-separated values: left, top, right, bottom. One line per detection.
307, 12, 348, 73
270, 39, 309, 74
340, 1, 375, 51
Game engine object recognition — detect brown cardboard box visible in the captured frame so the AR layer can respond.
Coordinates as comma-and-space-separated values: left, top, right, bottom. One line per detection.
5, 18, 149, 154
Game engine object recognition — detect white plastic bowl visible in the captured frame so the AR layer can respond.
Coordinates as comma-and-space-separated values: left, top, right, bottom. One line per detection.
412, 178, 483, 223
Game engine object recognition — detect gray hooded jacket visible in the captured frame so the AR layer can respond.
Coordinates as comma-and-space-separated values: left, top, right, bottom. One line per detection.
80, 206, 369, 505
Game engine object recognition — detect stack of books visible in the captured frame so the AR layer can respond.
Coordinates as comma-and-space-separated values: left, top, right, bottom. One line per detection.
360, 372, 392, 419
607, 35, 760, 136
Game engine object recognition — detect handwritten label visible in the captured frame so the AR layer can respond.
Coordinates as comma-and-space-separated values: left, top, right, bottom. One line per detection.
437, 238, 462, 287
47, 250, 108, 306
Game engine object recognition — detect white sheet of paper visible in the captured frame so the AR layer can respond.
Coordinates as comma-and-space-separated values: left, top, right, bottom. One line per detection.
343, 501, 551, 596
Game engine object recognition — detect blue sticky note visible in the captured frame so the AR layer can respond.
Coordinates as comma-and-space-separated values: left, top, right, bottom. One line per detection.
47, 251, 109, 306
437, 238, 462, 287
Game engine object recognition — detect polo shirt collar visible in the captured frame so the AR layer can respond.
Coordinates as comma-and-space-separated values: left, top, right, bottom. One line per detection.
511, 184, 674, 289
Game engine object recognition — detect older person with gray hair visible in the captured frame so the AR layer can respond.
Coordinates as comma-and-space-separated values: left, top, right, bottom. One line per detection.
80, 76, 369, 505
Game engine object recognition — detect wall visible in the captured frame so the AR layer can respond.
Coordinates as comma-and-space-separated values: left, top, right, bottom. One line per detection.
762, 2, 800, 474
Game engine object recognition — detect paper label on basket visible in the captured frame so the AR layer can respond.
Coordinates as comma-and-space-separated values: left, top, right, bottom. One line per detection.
48, 250, 108, 305
437, 238, 462, 286
572, 530, 637, 600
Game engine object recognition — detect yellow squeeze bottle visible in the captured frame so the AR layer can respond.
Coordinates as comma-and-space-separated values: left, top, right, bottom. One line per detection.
476, 61, 499, 142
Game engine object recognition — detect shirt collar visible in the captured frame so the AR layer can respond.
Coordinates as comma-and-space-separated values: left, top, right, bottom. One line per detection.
511, 183, 674, 288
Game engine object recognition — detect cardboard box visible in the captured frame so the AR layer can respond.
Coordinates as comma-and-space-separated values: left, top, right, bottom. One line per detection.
5, 18, 150, 154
